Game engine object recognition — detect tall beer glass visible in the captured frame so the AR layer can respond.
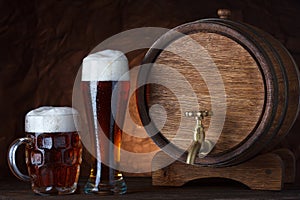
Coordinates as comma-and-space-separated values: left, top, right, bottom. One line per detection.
81, 50, 129, 194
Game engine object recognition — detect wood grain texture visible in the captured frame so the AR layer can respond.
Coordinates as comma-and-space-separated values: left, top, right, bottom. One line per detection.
138, 19, 300, 166
222, 20, 300, 152
273, 148, 296, 183
149, 32, 265, 155
152, 151, 286, 191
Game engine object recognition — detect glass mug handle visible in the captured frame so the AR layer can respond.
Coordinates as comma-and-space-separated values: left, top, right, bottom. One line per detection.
7, 137, 33, 181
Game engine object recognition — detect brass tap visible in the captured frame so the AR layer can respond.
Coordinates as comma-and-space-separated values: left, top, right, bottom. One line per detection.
185, 111, 212, 164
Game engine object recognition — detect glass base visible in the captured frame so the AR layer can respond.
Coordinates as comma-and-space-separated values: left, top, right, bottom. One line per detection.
84, 177, 127, 195
32, 184, 77, 195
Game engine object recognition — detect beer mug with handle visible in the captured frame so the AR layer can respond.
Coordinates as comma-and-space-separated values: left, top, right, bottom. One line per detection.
81, 50, 129, 195
8, 106, 82, 195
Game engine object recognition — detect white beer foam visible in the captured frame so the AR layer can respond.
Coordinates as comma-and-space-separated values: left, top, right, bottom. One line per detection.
81, 49, 129, 81
25, 106, 80, 133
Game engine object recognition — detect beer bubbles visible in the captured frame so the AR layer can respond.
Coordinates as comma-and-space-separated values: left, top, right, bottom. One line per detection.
82, 50, 129, 81
81, 49, 129, 194
25, 106, 80, 133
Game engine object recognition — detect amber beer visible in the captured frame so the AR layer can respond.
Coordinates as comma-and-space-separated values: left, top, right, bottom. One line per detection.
81, 50, 129, 194
26, 131, 82, 190
8, 106, 82, 195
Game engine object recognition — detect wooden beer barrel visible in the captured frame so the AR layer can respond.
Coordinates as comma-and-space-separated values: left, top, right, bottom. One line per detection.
137, 15, 300, 167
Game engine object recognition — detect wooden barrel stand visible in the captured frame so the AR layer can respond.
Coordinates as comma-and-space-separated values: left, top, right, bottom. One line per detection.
152, 148, 295, 191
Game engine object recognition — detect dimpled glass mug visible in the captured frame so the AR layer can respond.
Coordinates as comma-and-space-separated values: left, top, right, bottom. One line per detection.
8, 106, 82, 195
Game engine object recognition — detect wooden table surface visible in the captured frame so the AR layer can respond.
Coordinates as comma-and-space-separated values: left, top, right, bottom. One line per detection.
1, 177, 300, 200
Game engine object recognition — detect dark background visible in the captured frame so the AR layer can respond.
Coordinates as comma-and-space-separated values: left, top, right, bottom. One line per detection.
1, 0, 300, 183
